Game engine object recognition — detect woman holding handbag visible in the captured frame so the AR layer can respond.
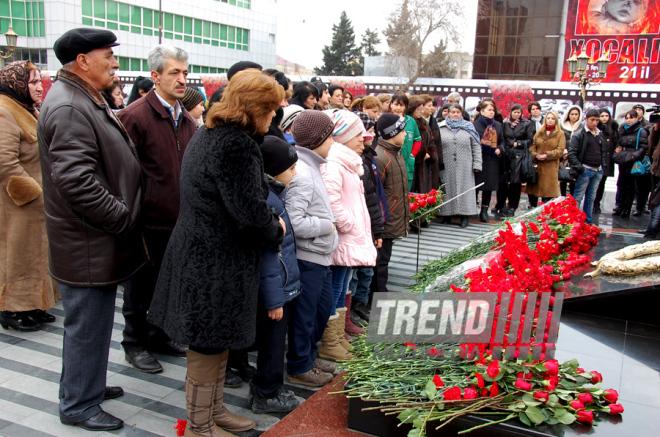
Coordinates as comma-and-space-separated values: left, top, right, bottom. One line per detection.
613, 109, 650, 218
526, 112, 565, 207
499, 104, 535, 215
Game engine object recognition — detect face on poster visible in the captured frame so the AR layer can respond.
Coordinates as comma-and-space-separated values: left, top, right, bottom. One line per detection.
562, 0, 660, 83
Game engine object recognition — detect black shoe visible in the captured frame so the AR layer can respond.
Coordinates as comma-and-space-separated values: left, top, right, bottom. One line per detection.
612, 208, 622, 216
441, 216, 452, 224
490, 207, 500, 215
228, 352, 256, 379
460, 217, 469, 228
479, 207, 489, 223
224, 369, 243, 388
350, 311, 367, 327
593, 205, 601, 214
104, 386, 124, 400
62, 410, 124, 431
252, 387, 300, 414
620, 209, 631, 218
0, 311, 40, 331
352, 300, 371, 322
148, 339, 187, 357
125, 350, 163, 373
24, 309, 56, 323
633, 210, 643, 217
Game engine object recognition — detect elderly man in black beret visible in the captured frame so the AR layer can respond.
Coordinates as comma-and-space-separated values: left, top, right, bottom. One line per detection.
37, 28, 146, 432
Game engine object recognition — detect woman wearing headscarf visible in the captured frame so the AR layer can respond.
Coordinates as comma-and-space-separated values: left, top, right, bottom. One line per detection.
473, 99, 505, 222
0, 61, 58, 331
437, 104, 482, 228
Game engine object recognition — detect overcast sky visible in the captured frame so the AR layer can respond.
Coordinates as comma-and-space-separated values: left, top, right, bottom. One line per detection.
275, 0, 479, 71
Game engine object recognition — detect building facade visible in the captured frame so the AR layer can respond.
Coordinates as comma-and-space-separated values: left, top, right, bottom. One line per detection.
473, 0, 566, 81
447, 52, 473, 79
0, 0, 277, 72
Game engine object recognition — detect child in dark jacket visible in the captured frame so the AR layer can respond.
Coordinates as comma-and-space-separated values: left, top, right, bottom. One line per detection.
252, 136, 302, 414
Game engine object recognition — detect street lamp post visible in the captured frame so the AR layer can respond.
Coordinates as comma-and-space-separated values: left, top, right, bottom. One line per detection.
567, 49, 611, 109
0, 25, 18, 59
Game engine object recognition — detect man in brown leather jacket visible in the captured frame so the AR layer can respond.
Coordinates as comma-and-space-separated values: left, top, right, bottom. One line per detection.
117, 45, 196, 374
38, 28, 145, 432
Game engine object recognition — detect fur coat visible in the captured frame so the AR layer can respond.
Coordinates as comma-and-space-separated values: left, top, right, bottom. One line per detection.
0, 95, 58, 311
148, 124, 283, 349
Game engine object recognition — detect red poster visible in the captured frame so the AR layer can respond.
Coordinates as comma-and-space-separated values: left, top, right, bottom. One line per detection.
561, 0, 660, 83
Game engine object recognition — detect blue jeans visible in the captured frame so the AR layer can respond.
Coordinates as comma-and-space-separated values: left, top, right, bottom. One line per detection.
331, 266, 353, 315
58, 283, 117, 423
645, 204, 660, 238
286, 260, 333, 375
573, 168, 603, 224
348, 267, 374, 304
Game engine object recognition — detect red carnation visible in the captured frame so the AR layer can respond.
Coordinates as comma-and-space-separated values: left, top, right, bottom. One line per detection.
475, 373, 485, 389
464, 387, 479, 399
576, 410, 593, 425
514, 379, 532, 391
443, 387, 462, 400
603, 389, 619, 404
486, 361, 500, 378
489, 382, 499, 397
427, 196, 437, 205
433, 374, 444, 388
605, 404, 624, 415
409, 203, 418, 212
543, 360, 559, 376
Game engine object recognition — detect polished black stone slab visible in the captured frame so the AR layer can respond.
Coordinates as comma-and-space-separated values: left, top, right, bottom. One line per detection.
555, 232, 660, 326
347, 311, 660, 437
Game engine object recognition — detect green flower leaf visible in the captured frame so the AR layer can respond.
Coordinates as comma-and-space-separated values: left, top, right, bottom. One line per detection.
519, 411, 532, 427
525, 406, 544, 425
555, 410, 576, 425
561, 359, 579, 372
547, 417, 559, 425
408, 428, 426, 437
502, 394, 515, 403
397, 408, 417, 423
425, 380, 437, 400
412, 416, 426, 429
522, 393, 542, 407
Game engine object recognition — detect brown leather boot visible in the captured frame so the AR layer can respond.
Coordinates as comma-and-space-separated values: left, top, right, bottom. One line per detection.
286, 368, 333, 387
319, 314, 353, 361
213, 353, 255, 432
344, 295, 366, 337
335, 308, 354, 351
184, 350, 235, 437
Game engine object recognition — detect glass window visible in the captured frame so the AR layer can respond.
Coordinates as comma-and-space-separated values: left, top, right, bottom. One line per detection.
131, 6, 140, 25
95, 20, 104, 27
164, 31, 173, 39
532, 17, 546, 34
501, 56, 515, 74
220, 24, 227, 40
26, 1, 32, 18
82, 16, 93, 25
203, 21, 210, 38
119, 3, 129, 23
194, 19, 201, 36
107, 21, 117, 30
243, 29, 249, 45
544, 39, 558, 57
228, 26, 235, 42
94, 0, 105, 19
164, 12, 173, 31
143, 10, 152, 28
504, 37, 518, 55
26, 20, 33, 36
517, 37, 530, 56
11, 1, 24, 18
546, 16, 560, 33
487, 56, 501, 75
532, 0, 548, 16
13, 18, 25, 35
107, 1, 117, 21
202, 66, 209, 73
118, 56, 128, 70
142, 59, 149, 71
212, 23, 219, 39
143, 28, 152, 35
474, 36, 489, 55
153, 11, 159, 27
235, 28, 241, 43
473, 56, 487, 74
1, 1, 12, 17
514, 57, 528, 75
184, 17, 192, 34
175, 15, 183, 33
505, 17, 518, 36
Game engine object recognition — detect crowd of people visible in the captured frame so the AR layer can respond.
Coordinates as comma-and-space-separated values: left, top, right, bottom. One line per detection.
2, 27, 660, 436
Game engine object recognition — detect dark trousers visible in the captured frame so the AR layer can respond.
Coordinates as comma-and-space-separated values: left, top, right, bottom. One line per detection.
619, 169, 651, 212
286, 260, 333, 375
370, 238, 394, 294
59, 283, 117, 423
594, 175, 608, 208
635, 173, 652, 212
253, 299, 294, 398
480, 190, 493, 208
645, 204, 660, 238
122, 229, 172, 353
495, 181, 522, 210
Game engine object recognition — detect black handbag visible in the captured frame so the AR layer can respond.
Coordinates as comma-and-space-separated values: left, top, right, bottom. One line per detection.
558, 168, 575, 182
521, 148, 537, 184
509, 148, 525, 184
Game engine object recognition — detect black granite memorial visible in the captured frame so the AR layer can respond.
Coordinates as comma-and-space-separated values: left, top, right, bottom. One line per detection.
347, 232, 660, 436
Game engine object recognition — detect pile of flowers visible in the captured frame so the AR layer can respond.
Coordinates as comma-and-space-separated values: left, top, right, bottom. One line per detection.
409, 189, 442, 222
339, 197, 622, 435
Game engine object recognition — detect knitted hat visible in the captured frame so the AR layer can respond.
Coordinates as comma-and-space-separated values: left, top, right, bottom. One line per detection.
356, 111, 376, 132
330, 110, 364, 144
260, 136, 298, 177
291, 110, 334, 150
181, 87, 204, 112
377, 113, 407, 140
281, 104, 304, 131
632, 104, 645, 112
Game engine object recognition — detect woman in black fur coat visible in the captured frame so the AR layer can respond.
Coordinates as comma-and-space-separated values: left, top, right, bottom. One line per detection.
148, 69, 285, 437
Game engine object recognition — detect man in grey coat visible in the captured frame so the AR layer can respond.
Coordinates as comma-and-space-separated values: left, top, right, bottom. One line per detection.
38, 28, 145, 431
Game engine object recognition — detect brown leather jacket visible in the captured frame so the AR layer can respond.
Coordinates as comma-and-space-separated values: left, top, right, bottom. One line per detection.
118, 89, 197, 230
37, 70, 146, 286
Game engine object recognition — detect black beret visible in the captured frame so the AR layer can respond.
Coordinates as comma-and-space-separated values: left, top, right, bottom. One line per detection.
54, 28, 119, 65
227, 61, 262, 80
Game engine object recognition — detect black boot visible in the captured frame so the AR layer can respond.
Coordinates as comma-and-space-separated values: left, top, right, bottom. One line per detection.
633, 210, 643, 217
612, 207, 622, 216
479, 206, 489, 223
0, 311, 40, 331
228, 351, 256, 379
442, 216, 452, 224
620, 209, 631, 218
460, 216, 469, 228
